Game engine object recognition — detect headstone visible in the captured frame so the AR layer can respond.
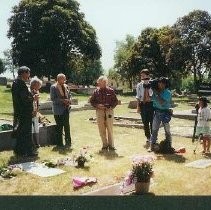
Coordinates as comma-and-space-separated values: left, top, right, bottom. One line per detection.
128, 100, 137, 109
0, 124, 57, 151
198, 83, 211, 96
0, 77, 7, 86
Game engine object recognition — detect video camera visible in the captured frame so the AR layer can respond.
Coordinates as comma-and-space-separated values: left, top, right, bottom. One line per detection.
143, 77, 170, 90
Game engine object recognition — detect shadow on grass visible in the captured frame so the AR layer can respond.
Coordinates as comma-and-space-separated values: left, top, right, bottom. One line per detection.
157, 153, 187, 163
97, 150, 124, 160
3, 89, 12, 93
130, 192, 155, 196
51, 146, 73, 155
7, 155, 39, 165
75, 165, 90, 171
203, 153, 211, 158
0, 113, 13, 117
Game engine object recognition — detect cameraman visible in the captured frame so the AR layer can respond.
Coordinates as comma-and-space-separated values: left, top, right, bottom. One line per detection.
136, 69, 154, 146
148, 77, 172, 152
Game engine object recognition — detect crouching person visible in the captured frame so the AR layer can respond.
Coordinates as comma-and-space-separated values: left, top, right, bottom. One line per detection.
90, 76, 118, 152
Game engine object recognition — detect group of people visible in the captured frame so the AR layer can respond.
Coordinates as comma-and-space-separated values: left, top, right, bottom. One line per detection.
136, 69, 172, 152
136, 69, 210, 153
11, 67, 72, 157
11, 66, 118, 157
11, 66, 210, 157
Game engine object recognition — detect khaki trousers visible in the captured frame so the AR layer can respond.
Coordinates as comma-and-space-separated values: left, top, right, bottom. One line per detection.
96, 109, 114, 147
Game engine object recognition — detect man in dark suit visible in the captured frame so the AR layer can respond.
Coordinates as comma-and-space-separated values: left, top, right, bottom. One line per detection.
11, 66, 38, 157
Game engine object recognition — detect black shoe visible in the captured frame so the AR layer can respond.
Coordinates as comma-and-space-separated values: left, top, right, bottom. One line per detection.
14, 151, 26, 157
27, 152, 38, 157
65, 144, 71, 149
56, 144, 64, 148
147, 144, 155, 152
65, 141, 71, 146
108, 146, 116, 151
145, 140, 150, 149
99, 146, 108, 153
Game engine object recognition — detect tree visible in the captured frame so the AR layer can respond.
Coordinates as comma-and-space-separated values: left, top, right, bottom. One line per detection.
119, 26, 191, 90
174, 10, 211, 90
8, 0, 101, 80
108, 68, 121, 88
2, 49, 17, 79
67, 55, 103, 85
0, 58, 5, 75
113, 34, 136, 89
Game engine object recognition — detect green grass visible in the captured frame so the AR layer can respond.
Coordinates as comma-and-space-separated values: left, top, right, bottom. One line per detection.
0, 86, 211, 195
0, 86, 13, 119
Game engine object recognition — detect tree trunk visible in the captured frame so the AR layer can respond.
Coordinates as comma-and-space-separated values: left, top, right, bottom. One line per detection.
12, 67, 15, 79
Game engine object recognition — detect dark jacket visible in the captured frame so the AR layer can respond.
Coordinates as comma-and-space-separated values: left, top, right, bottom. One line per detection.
11, 78, 33, 118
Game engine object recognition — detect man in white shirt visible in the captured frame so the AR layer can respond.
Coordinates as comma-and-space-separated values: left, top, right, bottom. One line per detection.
136, 69, 154, 147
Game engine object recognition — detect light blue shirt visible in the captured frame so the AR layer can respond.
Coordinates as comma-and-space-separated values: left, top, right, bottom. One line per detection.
152, 89, 171, 110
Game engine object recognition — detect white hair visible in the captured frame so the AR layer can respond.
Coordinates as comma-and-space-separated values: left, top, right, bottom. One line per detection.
30, 76, 43, 87
97, 75, 108, 84
57, 73, 66, 80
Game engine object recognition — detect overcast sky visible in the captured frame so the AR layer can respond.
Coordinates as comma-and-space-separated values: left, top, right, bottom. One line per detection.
0, 0, 211, 74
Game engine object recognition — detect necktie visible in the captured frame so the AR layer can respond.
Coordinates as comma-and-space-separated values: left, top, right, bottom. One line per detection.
143, 88, 149, 104
61, 85, 66, 98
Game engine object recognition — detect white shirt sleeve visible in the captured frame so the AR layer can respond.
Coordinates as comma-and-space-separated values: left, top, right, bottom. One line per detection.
136, 82, 143, 100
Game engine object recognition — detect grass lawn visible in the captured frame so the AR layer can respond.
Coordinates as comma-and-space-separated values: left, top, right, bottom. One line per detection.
0, 86, 211, 195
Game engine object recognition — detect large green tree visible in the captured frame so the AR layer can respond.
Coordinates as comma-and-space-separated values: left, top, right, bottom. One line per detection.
174, 10, 211, 89
8, 0, 101, 81
122, 27, 187, 91
127, 27, 187, 77
69, 56, 103, 85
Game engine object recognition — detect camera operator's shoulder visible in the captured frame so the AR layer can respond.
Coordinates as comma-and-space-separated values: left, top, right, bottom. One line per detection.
163, 89, 172, 98
137, 82, 143, 87
165, 89, 171, 94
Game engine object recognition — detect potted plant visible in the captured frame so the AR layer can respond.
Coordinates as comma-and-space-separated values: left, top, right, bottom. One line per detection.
75, 154, 88, 168
75, 148, 92, 168
123, 155, 155, 194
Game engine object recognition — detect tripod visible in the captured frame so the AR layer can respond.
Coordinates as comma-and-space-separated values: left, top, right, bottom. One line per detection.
192, 104, 199, 143
193, 134, 203, 154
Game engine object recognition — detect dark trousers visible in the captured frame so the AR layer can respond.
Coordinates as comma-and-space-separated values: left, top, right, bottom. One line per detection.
140, 102, 154, 139
14, 115, 34, 156
54, 111, 71, 146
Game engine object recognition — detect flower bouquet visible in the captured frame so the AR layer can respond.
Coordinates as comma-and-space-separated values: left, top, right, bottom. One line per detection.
75, 147, 93, 168
122, 155, 155, 194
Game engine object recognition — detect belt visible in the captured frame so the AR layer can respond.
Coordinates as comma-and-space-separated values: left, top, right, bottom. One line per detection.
140, 101, 152, 104
154, 108, 169, 112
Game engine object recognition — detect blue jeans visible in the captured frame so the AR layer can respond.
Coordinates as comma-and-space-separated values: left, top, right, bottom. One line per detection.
150, 110, 172, 145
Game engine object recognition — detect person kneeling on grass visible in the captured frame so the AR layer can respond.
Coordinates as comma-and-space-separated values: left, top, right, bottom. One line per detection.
196, 97, 211, 154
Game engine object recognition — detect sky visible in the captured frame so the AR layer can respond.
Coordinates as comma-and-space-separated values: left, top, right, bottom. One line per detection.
0, 0, 211, 76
